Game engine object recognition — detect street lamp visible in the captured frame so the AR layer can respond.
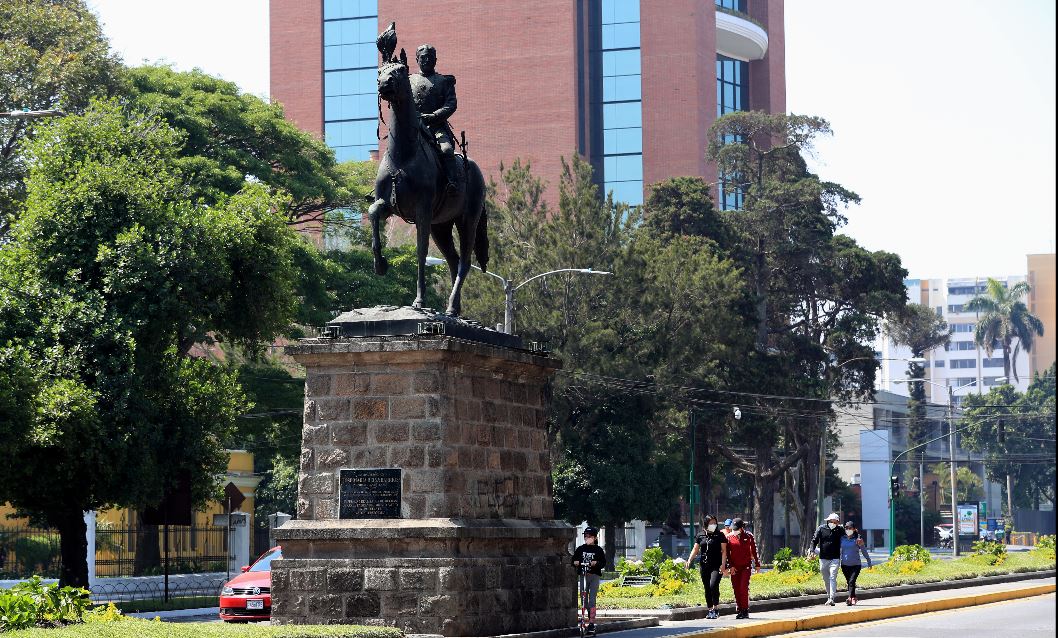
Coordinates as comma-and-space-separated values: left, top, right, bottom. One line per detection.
424, 257, 612, 334
0, 109, 67, 119
892, 377, 1005, 556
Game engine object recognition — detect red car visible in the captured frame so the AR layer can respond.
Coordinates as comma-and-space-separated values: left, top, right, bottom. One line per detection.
219, 546, 281, 622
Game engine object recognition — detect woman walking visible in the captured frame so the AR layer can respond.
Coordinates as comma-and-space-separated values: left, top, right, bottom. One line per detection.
840, 520, 872, 605
687, 515, 728, 619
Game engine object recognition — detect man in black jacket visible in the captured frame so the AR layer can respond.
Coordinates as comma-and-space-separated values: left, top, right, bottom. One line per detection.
810, 512, 844, 605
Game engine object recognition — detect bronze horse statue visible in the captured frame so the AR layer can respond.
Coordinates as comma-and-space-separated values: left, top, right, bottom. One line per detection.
369, 33, 488, 317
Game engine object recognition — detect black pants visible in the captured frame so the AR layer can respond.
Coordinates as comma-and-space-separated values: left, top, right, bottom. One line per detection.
841, 565, 861, 597
700, 565, 723, 607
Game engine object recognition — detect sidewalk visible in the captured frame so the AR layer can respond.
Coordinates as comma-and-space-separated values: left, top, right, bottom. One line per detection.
599, 576, 1055, 638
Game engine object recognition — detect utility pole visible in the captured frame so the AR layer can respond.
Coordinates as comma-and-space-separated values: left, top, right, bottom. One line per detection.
688, 410, 697, 541
816, 417, 827, 527
919, 459, 925, 546
948, 385, 960, 557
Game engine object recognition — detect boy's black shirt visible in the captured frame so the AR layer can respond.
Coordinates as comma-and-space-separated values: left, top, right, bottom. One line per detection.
572, 543, 606, 575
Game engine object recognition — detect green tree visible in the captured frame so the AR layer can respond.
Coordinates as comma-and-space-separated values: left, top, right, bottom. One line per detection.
885, 304, 951, 446
124, 65, 369, 232
930, 463, 984, 505
706, 111, 907, 557
461, 160, 748, 564
960, 367, 1056, 512
0, 0, 123, 232
966, 278, 1044, 384
0, 100, 299, 587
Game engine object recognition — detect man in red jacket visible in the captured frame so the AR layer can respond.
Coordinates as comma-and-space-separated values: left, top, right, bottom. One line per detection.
724, 518, 761, 619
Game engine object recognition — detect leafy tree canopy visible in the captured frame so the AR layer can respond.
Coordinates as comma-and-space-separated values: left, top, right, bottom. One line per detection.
0, 0, 124, 231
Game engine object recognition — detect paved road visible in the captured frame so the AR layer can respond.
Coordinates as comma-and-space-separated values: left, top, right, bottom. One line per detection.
602, 577, 1055, 638
797, 593, 1055, 637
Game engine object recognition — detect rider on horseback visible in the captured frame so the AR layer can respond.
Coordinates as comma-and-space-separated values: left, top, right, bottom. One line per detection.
410, 44, 460, 200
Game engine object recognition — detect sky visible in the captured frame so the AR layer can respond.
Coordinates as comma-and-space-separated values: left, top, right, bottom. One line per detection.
87, 0, 1056, 279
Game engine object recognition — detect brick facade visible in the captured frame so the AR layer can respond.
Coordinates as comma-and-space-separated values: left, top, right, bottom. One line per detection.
269, 0, 786, 208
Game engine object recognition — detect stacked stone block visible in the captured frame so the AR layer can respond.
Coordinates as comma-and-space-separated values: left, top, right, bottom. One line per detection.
274, 335, 575, 635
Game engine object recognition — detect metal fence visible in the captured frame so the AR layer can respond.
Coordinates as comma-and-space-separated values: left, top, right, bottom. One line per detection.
0, 527, 62, 579
1, 525, 229, 579
90, 573, 228, 609
95, 525, 228, 578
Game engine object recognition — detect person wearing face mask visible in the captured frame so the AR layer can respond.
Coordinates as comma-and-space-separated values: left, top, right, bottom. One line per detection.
840, 521, 871, 605
724, 517, 760, 619
810, 512, 844, 606
686, 515, 729, 619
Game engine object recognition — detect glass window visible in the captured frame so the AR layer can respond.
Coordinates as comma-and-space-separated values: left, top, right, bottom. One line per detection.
715, 0, 746, 11
952, 323, 975, 333
982, 358, 1004, 368
716, 54, 749, 210
598, 0, 642, 207
324, 0, 377, 20
322, 5, 377, 160
950, 359, 976, 369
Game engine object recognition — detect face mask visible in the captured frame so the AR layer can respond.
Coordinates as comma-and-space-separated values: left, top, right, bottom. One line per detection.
707, 524, 717, 532
828, 523, 837, 529
846, 529, 854, 537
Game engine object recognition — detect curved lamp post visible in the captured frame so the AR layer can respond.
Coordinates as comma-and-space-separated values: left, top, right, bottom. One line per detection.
425, 257, 611, 334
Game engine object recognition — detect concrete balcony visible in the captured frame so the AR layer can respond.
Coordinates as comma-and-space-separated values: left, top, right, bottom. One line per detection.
716, 9, 769, 61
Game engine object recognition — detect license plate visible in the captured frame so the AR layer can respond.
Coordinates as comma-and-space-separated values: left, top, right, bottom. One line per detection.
246, 599, 264, 610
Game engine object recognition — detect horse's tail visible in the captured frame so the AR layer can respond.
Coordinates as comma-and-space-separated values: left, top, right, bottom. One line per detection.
474, 203, 489, 273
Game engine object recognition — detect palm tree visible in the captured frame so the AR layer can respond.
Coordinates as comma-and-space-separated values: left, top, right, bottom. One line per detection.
965, 278, 1044, 520
966, 279, 1044, 383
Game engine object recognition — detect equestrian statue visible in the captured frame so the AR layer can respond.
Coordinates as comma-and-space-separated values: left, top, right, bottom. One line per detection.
370, 22, 488, 317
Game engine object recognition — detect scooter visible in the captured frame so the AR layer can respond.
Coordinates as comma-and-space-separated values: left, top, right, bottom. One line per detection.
577, 563, 596, 638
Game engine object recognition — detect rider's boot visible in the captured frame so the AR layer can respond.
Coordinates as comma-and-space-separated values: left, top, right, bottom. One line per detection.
442, 152, 460, 199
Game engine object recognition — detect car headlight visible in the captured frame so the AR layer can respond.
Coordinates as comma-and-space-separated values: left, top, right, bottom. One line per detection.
222, 587, 234, 595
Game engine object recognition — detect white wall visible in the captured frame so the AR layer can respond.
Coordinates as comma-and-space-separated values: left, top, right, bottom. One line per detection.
860, 429, 891, 541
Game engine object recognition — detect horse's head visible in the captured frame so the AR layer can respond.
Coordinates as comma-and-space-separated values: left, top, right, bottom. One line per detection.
378, 58, 409, 104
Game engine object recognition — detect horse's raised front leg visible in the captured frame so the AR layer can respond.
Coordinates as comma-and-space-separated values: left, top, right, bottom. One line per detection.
412, 206, 431, 310
368, 198, 390, 276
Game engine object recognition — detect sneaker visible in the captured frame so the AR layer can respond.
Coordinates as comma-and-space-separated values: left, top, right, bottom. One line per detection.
826, 598, 835, 606
845, 598, 853, 606
587, 623, 596, 633
850, 597, 857, 605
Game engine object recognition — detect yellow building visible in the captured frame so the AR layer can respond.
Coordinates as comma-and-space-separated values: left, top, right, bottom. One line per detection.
0, 450, 260, 530
1027, 253, 1056, 377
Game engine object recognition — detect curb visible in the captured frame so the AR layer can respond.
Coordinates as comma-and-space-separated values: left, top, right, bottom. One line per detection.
674, 583, 1055, 638
127, 606, 219, 619
462, 616, 659, 638
598, 568, 1057, 621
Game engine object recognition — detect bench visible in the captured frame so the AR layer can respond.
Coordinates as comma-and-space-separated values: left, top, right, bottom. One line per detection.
619, 575, 654, 587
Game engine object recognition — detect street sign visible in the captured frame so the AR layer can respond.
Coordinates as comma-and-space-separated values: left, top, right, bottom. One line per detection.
957, 504, 978, 536
225, 482, 246, 511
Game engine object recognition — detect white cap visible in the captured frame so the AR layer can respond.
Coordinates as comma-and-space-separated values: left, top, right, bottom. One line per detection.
826, 512, 840, 522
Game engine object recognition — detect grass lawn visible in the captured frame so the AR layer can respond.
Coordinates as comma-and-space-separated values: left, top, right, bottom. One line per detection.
3, 623, 402, 638
598, 551, 1056, 609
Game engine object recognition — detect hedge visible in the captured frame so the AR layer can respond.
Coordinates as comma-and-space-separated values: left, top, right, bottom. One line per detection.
3, 623, 402, 638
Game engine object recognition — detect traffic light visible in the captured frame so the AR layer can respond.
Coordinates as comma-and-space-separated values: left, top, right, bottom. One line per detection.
890, 475, 900, 499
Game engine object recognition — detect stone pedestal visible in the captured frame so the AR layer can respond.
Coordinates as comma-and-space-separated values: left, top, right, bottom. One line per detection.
272, 323, 575, 635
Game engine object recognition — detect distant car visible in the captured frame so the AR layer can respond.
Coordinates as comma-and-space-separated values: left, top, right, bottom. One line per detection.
218, 546, 281, 622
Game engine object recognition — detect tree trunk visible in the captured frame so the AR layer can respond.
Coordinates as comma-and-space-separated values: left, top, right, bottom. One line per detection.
752, 472, 777, 562
797, 454, 819, 554
603, 523, 617, 570
57, 510, 89, 589
1006, 473, 1015, 520
133, 516, 161, 576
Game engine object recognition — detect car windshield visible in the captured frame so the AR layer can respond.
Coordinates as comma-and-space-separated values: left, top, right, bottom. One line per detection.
248, 548, 282, 572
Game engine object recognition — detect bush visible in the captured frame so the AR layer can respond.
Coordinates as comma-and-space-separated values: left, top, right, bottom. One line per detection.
787, 553, 819, 574
772, 547, 794, 572
604, 549, 692, 597
0, 576, 91, 631
970, 540, 1007, 566
866, 559, 926, 576
11, 536, 61, 577
891, 544, 932, 564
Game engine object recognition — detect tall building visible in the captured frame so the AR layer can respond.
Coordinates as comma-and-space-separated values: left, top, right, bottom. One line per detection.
1027, 253, 1056, 377
876, 273, 1047, 406
270, 0, 785, 208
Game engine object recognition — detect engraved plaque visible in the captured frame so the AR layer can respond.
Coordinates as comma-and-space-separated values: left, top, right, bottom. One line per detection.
339, 468, 402, 519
